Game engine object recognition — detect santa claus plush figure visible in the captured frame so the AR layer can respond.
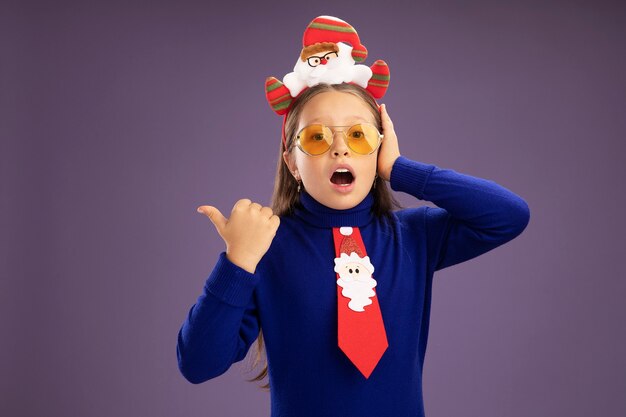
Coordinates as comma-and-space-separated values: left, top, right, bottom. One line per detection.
265, 15, 390, 116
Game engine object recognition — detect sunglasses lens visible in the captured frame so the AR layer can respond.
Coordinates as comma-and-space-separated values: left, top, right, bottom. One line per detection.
347, 124, 381, 154
296, 124, 381, 155
297, 124, 332, 155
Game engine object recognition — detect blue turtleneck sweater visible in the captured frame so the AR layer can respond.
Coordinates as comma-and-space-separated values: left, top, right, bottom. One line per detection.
177, 156, 530, 417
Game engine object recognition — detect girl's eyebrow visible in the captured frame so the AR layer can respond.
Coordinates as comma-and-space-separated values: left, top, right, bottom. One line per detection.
308, 116, 369, 124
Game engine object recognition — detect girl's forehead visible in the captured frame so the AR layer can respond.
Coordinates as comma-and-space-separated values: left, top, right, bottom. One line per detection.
299, 93, 375, 125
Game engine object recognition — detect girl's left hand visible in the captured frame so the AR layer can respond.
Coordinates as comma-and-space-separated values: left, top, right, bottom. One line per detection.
377, 103, 401, 182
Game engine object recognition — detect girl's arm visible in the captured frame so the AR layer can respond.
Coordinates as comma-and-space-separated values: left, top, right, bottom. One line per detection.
177, 252, 261, 383
178, 199, 278, 383
390, 155, 530, 271
378, 103, 529, 272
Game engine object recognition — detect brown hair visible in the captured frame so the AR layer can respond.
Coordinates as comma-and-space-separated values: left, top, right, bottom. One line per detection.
244, 82, 402, 390
300, 42, 339, 61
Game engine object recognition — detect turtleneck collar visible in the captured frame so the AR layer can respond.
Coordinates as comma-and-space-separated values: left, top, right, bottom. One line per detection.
293, 190, 376, 228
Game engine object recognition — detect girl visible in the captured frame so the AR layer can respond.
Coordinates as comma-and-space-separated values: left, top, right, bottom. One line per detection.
177, 16, 530, 417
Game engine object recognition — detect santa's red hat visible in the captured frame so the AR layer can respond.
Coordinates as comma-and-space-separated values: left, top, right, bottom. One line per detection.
338, 227, 364, 257
301, 15, 368, 63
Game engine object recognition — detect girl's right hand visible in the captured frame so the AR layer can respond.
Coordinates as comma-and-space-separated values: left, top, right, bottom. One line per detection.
197, 199, 280, 274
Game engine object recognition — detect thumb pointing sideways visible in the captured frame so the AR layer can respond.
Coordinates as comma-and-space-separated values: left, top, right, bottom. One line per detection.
197, 205, 227, 236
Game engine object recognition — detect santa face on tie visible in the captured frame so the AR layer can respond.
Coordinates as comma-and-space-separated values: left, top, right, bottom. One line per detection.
334, 252, 377, 312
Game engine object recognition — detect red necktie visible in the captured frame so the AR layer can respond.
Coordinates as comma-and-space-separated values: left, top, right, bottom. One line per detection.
332, 226, 388, 378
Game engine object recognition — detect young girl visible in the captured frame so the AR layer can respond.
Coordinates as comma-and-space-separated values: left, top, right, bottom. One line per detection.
177, 16, 530, 417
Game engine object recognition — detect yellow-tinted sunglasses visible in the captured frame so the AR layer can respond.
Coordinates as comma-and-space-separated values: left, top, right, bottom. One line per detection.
295, 123, 383, 156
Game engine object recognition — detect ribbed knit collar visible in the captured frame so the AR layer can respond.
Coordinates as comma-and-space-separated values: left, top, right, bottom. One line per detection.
293, 190, 375, 228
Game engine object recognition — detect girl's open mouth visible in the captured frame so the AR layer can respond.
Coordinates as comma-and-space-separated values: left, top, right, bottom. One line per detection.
330, 169, 354, 186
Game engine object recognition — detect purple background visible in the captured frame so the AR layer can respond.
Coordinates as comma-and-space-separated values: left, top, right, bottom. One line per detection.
2, 1, 625, 416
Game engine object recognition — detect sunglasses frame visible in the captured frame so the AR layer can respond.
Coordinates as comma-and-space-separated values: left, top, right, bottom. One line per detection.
294, 123, 384, 156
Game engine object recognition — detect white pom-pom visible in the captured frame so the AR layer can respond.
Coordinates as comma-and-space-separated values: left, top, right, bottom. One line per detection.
339, 227, 353, 236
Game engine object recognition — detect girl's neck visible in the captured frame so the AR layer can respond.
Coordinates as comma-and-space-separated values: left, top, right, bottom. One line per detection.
293, 190, 375, 228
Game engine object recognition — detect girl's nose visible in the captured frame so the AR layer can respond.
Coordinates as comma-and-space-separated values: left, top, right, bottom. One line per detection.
331, 131, 350, 157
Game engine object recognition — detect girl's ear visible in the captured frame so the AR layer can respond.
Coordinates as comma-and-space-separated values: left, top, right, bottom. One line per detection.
282, 150, 298, 177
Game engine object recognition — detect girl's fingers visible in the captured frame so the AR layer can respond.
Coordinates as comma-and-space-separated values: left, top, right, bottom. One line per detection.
197, 205, 227, 237
381, 104, 394, 130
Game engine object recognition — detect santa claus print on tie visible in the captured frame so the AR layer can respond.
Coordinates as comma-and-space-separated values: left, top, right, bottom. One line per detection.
334, 250, 377, 312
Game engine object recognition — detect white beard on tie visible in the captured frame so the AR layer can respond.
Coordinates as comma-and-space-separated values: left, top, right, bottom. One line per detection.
337, 274, 377, 312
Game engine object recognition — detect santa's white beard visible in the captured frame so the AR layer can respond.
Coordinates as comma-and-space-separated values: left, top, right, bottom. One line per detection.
337, 277, 377, 312
282, 42, 373, 97
298, 56, 352, 86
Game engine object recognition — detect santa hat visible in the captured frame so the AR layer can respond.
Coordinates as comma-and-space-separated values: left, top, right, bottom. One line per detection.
333, 227, 375, 275
338, 226, 365, 257
302, 16, 368, 63
264, 15, 391, 149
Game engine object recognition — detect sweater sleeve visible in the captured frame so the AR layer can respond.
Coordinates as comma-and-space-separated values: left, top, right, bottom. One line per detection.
176, 252, 261, 384
390, 155, 530, 271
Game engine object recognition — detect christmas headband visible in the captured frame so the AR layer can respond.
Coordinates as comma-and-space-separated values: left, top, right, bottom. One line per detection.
264, 15, 391, 149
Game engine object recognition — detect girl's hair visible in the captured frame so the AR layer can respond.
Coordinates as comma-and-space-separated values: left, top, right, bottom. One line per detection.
245, 82, 402, 390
